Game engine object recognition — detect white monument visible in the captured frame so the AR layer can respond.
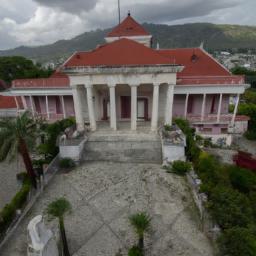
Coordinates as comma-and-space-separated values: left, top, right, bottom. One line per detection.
27, 215, 58, 256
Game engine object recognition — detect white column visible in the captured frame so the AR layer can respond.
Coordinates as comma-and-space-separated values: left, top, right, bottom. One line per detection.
85, 84, 96, 131
72, 86, 85, 131
131, 84, 138, 131
29, 96, 35, 116
201, 94, 206, 122
22, 96, 27, 109
61, 96, 66, 119
45, 96, 50, 120
151, 83, 160, 131
184, 93, 189, 119
231, 94, 240, 126
109, 84, 117, 130
14, 97, 19, 110
217, 93, 223, 123
164, 84, 174, 125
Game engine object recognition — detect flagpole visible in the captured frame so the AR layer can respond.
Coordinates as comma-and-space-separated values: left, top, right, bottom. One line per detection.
118, 0, 121, 24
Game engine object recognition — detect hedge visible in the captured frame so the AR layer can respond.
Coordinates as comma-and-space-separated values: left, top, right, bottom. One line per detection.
0, 175, 31, 234
175, 118, 256, 255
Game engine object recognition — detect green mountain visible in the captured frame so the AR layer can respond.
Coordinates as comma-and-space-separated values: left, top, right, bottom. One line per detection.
1, 23, 256, 64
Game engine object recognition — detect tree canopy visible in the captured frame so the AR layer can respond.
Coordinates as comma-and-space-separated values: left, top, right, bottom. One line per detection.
0, 56, 53, 84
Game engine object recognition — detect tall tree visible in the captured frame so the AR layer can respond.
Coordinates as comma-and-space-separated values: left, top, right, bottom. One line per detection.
46, 198, 72, 256
0, 111, 40, 188
0, 56, 53, 84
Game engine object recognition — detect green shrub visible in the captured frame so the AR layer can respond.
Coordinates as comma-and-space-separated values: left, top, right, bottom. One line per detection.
228, 166, 256, 193
38, 118, 75, 161
128, 246, 143, 256
208, 185, 254, 229
203, 138, 213, 148
218, 227, 256, 256
175, 118, 201, 162
0, 176, 31, 234
59, 158, 75, 169
164, 124, 172, 131
245, 130, 256, 140
170, 160, 191, 176
16, 172, 28, 182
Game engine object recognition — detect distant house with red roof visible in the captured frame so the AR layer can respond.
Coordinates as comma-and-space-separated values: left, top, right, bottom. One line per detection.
0, 14, 250, 144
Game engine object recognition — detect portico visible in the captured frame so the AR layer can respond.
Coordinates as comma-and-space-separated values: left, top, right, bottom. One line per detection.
67, 66, 181, 132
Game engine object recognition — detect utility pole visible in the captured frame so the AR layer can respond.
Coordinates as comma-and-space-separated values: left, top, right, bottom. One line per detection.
118, 0, 121, 24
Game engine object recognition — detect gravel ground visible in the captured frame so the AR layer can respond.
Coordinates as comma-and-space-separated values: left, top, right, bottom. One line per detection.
233, 135, 256, 155
0, 162, 213, 256
0, 158, 21, 209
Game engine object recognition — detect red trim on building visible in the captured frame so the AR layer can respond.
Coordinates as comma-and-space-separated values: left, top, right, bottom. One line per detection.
12, 77, 70, 89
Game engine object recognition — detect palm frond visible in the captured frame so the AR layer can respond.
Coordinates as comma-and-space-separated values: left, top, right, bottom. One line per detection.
46, 198, 72, 219
129, 212, 151, 237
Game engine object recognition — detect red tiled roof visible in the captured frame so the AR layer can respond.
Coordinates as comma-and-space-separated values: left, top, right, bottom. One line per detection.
158, 48, 231, 77
0, 96, 16, 109
64, 38, 173, 67
107, 15, 150, 37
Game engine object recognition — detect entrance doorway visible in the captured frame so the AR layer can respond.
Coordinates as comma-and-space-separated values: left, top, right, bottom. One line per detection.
121, 96, 131, 118
121, 96, 148, 120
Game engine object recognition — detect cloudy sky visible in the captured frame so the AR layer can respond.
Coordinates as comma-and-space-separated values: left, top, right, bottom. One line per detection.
0, 0, 255, 50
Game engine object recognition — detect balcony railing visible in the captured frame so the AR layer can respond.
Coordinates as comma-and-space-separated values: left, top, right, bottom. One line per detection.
177, 75, 245, 85
12, 78, 70, 88
184, 114, 249, 123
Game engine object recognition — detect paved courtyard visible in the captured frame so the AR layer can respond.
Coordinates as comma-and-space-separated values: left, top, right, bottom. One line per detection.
0, 158, 21, 209
1, 162, 213, 256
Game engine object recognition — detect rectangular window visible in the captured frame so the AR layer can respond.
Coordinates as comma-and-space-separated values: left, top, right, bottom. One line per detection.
221, 128, 228, 133
187, 95, 193, 114
203, 128, 212, 133
55, 96, 62, 114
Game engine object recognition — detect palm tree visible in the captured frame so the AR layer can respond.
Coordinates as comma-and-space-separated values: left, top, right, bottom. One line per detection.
129, 212, 151, 252
46, 197, 71, 256
0, 111, 40, 188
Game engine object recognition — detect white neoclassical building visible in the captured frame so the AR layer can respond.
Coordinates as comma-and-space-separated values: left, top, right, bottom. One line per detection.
2, 13, 249, 142
61, 14, 248, 136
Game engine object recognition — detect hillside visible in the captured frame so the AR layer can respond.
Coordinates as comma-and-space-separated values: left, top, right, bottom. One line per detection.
1, 23, 256, 64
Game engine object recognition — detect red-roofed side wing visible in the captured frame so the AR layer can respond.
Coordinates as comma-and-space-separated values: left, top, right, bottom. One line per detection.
158, 48, 244, 85
0, 96, 16, 109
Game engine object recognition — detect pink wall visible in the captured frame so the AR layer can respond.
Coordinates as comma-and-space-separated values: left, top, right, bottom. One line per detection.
173, 94, 230, 118
23, 95, 75, 120
63, 96, 75, 117
194, 124, 228, 135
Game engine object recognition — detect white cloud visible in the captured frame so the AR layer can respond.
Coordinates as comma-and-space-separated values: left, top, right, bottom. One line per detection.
0, 0, 255, 50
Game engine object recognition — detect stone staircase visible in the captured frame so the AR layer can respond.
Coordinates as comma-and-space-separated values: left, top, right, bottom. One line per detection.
82, 131, 162, 164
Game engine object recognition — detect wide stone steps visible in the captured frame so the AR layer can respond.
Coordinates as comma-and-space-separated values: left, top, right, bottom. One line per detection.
82, 133, 162, 163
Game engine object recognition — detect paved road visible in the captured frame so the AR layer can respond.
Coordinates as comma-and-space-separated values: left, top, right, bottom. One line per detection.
1, 162, 213, 256
0, 158, 21, 209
